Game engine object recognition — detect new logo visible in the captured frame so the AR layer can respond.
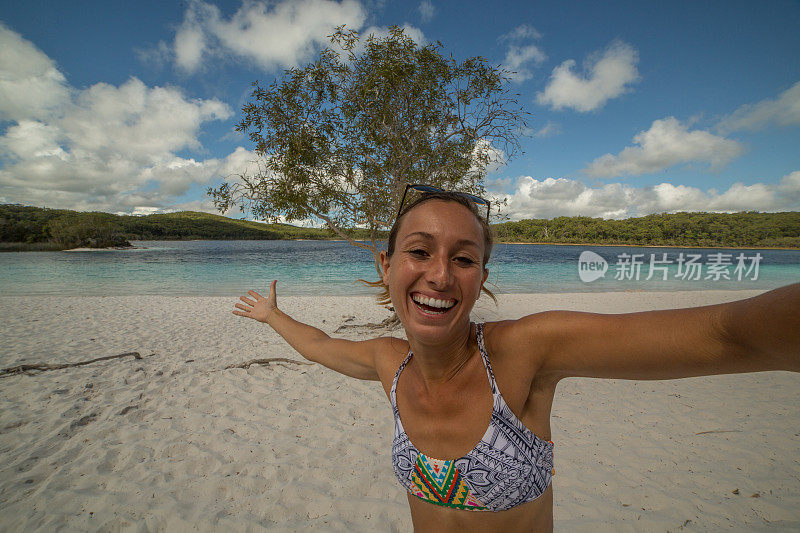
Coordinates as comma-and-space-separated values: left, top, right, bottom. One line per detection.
578, 250, 607, 282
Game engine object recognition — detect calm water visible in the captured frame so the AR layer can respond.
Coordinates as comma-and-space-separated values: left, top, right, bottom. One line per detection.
0, 240, 798, 296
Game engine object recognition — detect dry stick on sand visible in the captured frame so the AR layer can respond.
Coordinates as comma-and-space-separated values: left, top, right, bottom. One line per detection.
1, 352, 142, 377
334, 311, 402, 333
695, 429, 743, 435
224, 358, 314, 370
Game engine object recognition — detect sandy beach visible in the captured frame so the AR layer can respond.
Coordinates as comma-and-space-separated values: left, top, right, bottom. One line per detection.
1, 290, 798, 531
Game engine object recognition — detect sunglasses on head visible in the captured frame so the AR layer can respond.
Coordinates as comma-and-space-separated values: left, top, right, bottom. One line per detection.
396, 183, 491, 223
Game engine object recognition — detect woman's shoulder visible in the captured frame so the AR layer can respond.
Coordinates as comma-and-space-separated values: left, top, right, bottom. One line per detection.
365, 335, 410, 398
482, 315, 562, 372
482, 311, 579, 346
366, 335, 409, 368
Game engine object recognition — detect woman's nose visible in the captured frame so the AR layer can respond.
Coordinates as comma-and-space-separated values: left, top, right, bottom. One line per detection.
426, 255, 452, 287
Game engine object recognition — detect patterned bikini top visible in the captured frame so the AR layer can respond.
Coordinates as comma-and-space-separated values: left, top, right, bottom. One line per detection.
390, 323, 554, 512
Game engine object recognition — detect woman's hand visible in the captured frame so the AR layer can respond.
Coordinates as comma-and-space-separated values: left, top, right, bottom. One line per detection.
233, 280, 278, 324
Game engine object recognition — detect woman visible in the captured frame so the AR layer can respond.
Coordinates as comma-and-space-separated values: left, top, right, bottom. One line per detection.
233, 189, 800, 532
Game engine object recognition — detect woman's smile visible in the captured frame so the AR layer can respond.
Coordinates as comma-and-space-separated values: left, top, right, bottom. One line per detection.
410, 291, 458, 316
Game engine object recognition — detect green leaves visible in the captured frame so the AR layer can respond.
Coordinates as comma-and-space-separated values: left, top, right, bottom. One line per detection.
210, 25, 528, 266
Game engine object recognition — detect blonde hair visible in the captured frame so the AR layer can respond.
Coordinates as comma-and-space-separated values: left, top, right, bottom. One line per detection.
362, 191, 496, 305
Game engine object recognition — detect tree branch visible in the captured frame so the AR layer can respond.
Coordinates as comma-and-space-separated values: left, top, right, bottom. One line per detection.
1, 352, 143, 377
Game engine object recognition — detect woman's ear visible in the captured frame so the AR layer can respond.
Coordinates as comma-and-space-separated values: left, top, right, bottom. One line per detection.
380, 251, 390, 284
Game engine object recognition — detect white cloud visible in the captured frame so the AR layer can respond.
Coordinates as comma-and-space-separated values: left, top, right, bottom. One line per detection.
134, 40, 172, 69
358, 24, 426, 48
536, 40, 639, 112
533, 121, 561, 138
503, 45, 546, 83
0, 27, 259, 215
777, 170, 800, 202
0, 23, 71, 121
584, 117, 744, 178
497, 171, 800, 220
418, 1, 436, 23
175, 11, 208, 72
500, 25, 546, 83
500, 24, 541, 42
173, 0, 367, 73
471, 139, 506, 175
717, 81, 800, 133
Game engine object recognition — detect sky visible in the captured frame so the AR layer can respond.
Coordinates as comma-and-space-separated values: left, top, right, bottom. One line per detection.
1, 0, 799, 222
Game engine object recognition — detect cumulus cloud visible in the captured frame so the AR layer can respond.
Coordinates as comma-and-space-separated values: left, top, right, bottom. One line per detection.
359, 24, 426, 47
0, 27, 258, 214
536, 40, 639, 112
533, 121, 561, 138
0, 23, 71, 121
717, 81, 800, 133
496, 171, 800, 220
584, 117, 744, 178
172, 0, 367, 72
500, 24, 546, 83
471, 139, 506, 175
418, 1, 436, 23
500, 24, 541, 42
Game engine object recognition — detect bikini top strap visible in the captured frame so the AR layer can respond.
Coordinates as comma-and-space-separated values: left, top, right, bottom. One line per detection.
389, 349, 413, 405
475, 323, 499, 396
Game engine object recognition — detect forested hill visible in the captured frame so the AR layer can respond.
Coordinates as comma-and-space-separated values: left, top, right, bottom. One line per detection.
2, 204, 799, 251
494, 211, 800, 248
0, 204, 337, 251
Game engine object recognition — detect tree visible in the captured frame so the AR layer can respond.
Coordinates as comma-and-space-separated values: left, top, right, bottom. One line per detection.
208, 26, 528, 278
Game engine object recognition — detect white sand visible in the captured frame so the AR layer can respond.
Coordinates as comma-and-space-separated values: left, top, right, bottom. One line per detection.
1, 290, 798, 531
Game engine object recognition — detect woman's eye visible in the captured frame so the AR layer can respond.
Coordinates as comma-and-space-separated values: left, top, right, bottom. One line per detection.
409, 249, 428, 257
455, 256, 476, 265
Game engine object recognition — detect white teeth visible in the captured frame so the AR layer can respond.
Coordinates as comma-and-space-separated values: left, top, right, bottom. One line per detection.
412, 294, 455, 309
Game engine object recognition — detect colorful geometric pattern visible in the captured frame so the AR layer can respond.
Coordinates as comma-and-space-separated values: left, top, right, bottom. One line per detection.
390, 323, 554, 512
410, 455, 487, 510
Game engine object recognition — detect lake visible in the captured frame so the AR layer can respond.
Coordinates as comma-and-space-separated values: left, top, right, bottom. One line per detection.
0, 240, 798, 296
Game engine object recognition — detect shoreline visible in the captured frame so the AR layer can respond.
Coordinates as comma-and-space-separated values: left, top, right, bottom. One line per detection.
497, 240, 800, 250
3, 238, 799, 252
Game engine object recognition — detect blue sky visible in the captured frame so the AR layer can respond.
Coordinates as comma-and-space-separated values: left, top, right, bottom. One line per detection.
1, 0, 799, 221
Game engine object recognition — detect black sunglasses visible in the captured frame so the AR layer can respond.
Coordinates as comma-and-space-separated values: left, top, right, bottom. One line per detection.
396, 183, 491, 223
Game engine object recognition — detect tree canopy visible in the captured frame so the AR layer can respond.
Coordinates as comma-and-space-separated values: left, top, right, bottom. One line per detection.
208, 26, 528, 272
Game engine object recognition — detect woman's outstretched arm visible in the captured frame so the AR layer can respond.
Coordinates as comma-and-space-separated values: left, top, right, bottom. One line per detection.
514, 283, 800, 381
234, 280, 385, 381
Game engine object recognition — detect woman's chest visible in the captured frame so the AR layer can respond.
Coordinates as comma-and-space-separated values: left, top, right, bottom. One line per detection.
396, 374, 494, 459
393, 354, 554, 458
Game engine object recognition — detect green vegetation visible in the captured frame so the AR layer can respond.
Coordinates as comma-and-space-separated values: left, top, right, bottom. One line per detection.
2, 204, 798, 251
0, 204, 357, 251
493, 211, 800, 248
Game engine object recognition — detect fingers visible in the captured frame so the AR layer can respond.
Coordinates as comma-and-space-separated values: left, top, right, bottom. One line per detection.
235, 282, 278, 321
268, 280, 277, 297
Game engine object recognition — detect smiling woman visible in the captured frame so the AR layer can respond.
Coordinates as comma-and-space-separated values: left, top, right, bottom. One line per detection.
233, 189, 800, 532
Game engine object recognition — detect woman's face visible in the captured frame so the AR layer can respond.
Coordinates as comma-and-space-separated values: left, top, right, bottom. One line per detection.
381, 200, 488, 343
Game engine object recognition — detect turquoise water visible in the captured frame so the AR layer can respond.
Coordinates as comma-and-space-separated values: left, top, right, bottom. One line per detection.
0, 240, 798, 296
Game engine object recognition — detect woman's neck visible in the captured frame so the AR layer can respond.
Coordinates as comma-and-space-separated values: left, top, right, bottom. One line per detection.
406, 322, 477, 388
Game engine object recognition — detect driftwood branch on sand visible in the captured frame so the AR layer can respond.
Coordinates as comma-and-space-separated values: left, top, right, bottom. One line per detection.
2, 353, 313, 377
1, 352, 142, 377
334, 313, 401, 333
224, 358, 314, 370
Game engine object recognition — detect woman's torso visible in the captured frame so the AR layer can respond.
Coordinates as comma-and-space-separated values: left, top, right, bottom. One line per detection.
374, 321, 559, 532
